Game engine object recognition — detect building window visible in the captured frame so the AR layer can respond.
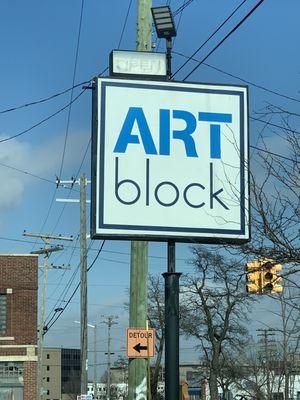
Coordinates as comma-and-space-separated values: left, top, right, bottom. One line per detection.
0, 362, 23, 380
46, 354, 50, 359
47, 390, 50, 395
0, 294, 7, 336
46, 366, 50, 371
46, 377, 50, 382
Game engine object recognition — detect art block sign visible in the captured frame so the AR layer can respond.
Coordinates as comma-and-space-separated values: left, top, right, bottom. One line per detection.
91, 78, 249, 243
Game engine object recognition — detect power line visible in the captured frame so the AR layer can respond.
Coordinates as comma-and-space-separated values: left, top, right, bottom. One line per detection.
0, 162, 56, 185
58, 0, 85, 180
172, 0, 248, 78
0, 161, 81, 192
44, 239, 94, 326
45, 241, 105, 333
0, 80, 91, 115
173, 0, 195, 16
49, 139, 91, 235
33, 0, 131, 259
117, 0, 133, 49
182, 0, 266, 81
173, 0, 188, 45
0, 89, 87, 145
173, 50, 300, 104
250, 116, 300, 136
249, 145, 298, 164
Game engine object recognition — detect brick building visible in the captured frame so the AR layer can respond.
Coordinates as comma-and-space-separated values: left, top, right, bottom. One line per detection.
0, 254, 38, 400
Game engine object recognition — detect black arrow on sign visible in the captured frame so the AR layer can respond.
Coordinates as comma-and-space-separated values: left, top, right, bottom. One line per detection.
133, 343, 148, 353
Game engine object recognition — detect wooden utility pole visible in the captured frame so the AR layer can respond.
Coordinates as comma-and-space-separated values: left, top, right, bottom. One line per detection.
128, 1, 152, 399
257, 328, 276, 400
56, 173, 89, 395
23, 231, 73, 400
102, 315, 118, 400
93, 323, 98, 399
80, 173, 88, 395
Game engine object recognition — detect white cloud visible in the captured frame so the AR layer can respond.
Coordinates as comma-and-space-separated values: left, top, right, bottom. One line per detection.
0, 131, 90, 211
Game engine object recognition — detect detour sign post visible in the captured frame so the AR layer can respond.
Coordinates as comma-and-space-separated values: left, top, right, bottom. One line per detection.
126, 328, 155, 358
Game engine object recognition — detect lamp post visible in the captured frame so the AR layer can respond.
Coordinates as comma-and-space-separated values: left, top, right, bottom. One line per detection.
151, 6, 177, 79
74, 321, 98, 399
151, 8, 180, 400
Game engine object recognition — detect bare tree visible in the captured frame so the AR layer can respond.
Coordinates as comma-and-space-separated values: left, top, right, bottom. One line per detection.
217, 349, 248, 400
243, 106, 300, 268
269, 286, 300, 400
180, 246, 253, 400
148, 274, 165, 400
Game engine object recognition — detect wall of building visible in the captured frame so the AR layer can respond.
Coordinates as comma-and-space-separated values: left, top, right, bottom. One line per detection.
0, 254, 38, 400
42, 348, 62, 400
42, 347, 81, 400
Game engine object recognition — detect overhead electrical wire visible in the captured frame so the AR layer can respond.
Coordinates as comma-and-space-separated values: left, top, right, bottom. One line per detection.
44, 238, 85, 327
45, 241, 105, 334
58, 0, 85, 180
249, 145, 298, 164
44, 237, 94, 325
250, 116, 300, 136
173, 50, 300, 104
117, 0, 133, 49
43, 0, 137, 333
173, 0, 195, 16
49, 138, 92, 235
172, 0, 248, 78
0, 162, 58, 185
182, 0, 266, 81
0, 89, 87, 145
29, 0, 86, 251
0, 80, 91, 115
173, 0, 188, 46
30, 69, 106, 249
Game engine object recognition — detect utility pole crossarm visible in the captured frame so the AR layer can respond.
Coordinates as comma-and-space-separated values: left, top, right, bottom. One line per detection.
23, 231, 74, 242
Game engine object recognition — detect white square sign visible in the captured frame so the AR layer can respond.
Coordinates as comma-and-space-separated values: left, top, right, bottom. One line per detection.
91, 78, 249, 243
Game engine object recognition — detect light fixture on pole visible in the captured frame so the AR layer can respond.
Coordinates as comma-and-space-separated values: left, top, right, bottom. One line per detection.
152, 8, 180, 400
151, 6, 177, 79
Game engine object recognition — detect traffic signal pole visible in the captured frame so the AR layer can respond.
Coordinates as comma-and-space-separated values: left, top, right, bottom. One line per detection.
128, 1, 152, 399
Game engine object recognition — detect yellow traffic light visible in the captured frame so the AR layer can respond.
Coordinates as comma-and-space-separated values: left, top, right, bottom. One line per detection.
261, 259, 283, 294
246, 260, 262, 294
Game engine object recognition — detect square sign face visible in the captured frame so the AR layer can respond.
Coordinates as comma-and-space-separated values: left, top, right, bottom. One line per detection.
91, 78, 249, 243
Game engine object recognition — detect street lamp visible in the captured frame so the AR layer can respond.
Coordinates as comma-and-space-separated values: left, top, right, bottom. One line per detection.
74, 321, 98, 399
151, 6, 177, 79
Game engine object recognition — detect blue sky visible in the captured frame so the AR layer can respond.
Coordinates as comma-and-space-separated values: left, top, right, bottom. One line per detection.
0, 0, 299, 378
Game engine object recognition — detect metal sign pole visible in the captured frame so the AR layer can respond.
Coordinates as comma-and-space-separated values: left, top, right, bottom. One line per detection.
163, 240, 181, 400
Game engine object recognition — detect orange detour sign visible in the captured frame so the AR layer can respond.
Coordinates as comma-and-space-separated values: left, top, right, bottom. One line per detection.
126, 328, 155, 358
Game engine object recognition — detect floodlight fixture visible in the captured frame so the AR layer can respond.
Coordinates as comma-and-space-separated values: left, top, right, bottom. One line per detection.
151, 6, 177, 39
151, 6, 177, 79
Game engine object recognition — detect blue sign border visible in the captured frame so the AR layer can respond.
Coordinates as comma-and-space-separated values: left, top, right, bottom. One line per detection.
92, 79, 249, 242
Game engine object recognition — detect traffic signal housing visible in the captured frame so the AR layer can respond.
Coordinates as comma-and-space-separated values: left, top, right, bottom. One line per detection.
261, 259, 283, 294
245, 259, 283, 295
246, 260, 262, 294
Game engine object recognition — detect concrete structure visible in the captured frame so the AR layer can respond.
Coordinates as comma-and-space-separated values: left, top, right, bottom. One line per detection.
42, 347, 81, 400
0, 254, 38, 400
